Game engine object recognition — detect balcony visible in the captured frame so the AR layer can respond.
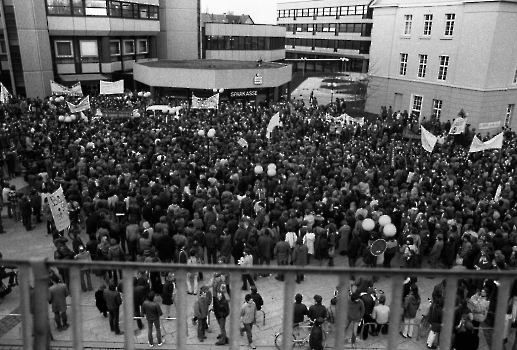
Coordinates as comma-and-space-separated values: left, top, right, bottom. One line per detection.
0, 259, 514, 350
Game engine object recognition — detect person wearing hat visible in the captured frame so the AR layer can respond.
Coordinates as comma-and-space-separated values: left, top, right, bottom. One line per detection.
308, 295, 328, 321
309, 317, 325, 350
292, 238, 308, 284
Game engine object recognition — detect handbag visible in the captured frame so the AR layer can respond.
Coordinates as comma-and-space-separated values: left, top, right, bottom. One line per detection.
328, 246, 335, 258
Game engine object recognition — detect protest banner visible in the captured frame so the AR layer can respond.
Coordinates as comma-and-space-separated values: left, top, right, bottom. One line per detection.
48, 187, 70, 231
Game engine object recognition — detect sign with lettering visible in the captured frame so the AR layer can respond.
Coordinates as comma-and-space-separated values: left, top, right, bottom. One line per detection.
478, 121, 501, 130
48, 187, 70, 232
253, 74, 263, 85
231, 90, 258, 97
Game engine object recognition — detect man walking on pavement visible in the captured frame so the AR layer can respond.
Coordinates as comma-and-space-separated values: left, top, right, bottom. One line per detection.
274, 235, 290, 281
103, 282, 124, 335
240, 294, 257, 349
142, 291, 164, 347
48, 275, 70, 331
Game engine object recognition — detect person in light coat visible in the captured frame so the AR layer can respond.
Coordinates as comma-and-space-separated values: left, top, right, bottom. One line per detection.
303, 228, 315, 264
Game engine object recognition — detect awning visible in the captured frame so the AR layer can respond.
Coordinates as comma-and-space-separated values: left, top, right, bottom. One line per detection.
59, 73, 108, 82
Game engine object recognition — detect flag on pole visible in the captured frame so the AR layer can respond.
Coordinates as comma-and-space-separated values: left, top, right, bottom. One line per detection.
67, 96, 90, 113
468, 132, 503, 153
494, 184, 502, 202
449, 117, 467, 134
48, 187, 70, 231
266, 112, 281, 139
80, 111, 88, 122
0, 83, 11, 103
420, 126, 438, 152
238, 138, 248, 148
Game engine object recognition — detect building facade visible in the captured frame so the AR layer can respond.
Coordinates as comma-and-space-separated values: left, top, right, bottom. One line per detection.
276, 0, 373, 74
366, 0, 517, 133
201, 14, 286, 62
0, 0, 199, 98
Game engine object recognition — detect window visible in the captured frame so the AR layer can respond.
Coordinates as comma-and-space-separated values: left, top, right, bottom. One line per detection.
513, 67, 517, 84
149, 6, 158, 19
72, 0, 84, 16
433, 99, 443, 119
438, 55, 449, 81
80, 40, 98, 57
340, 6, 348, 16
110, 40, 121, 55
0, 40, 6, 54
412, 95, 423, 116
403, 15, 412, 35
137, 39, 148, 54
505, 104, 514, 127
47, 0, 72, 15
109, 1, 121, 17
55, 40, 73, 57
423, 14, 433, 36
139, 4, 149, 18
122, 3, 136, 18
308, 8, 315, 16
123, 40, 135, 54
418, 54, 428, 78
330, 7, 338, 16
444, 14, 455, 36
322, 7, 331, 16
85, 0, 107, 16
400, 53, 408, 76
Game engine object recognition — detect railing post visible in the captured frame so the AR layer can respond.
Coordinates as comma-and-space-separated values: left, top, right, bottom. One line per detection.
491, 277, 512, 350
122, 269, 135, 350
228, 271, 242, 350
69, 266, 83, 350
281, 271, 296, 349
439, 276, 458, 349
334, 272, 349, 347
175, 269, 188, 349
386, 275, 403, 350
30, 259, 49, 350
19, 264, 33, 350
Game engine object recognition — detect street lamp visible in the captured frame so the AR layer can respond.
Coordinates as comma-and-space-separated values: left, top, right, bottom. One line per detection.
198, 128, 216, 165
331, 82, 337, 104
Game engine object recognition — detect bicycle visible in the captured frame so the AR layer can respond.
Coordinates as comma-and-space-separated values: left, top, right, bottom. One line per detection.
0, 268, 19, 300
274, 320, 327, 350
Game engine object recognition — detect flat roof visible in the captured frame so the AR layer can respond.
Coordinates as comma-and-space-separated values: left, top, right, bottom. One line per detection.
139, 59, 284, 70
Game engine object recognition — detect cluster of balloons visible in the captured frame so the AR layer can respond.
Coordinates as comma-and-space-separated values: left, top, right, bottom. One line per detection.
137, 91, 152, 98
50, 96, 66, 103
58, 114, 77, 123
197, 128, 216, 138
253, 163, 277, 176
361, 215, 396, 237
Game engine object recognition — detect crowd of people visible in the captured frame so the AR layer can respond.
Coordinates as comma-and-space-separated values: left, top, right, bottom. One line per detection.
1, 89, 517, 349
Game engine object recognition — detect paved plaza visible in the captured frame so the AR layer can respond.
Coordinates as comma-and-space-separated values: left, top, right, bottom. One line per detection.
0, 178, 509, 349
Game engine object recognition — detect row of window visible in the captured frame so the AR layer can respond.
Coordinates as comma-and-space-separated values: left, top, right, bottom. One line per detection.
403, 13, 455, 37
279, 23, 372, 36
400, 53, 449, 80
203, 36, 285, 51
286, 38, 371, 54
278, 5, 372, 18
46, 0, 159, 19
409, 95, 443, 118
54, 37, 148, 63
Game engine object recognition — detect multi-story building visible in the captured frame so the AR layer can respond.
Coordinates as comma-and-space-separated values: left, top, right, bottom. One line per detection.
201, 13, 286, 62
366, 0, 517, 133
0, 0, 199, 98
276, 0, 373, 74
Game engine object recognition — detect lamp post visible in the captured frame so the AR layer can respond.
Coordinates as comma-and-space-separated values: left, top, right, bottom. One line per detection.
331, 82, 337, 104
198, 128, 216, 165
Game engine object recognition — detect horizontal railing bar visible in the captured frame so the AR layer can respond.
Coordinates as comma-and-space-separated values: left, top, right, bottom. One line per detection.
5, 259, 517, 278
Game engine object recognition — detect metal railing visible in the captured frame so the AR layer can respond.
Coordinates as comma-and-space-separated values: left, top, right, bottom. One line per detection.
2, 259, 515, 350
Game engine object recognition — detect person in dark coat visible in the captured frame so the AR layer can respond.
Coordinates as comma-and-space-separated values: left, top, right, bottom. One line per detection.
309, 317, 325, 350
292, 238, 308, 284
19, 194, 32, 231
347, 230, 361, 268
103, 282, 124, 335
162, 272, 175, 319
274, 235, 290, 281
257, 229, 272, 277
95, 284, 108, 317
442, 236, 456, 269
213, 286, 230, 345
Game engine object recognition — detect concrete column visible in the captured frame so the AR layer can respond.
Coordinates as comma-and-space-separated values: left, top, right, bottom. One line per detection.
15, 0, 54, 97
158, 0, 199, 60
